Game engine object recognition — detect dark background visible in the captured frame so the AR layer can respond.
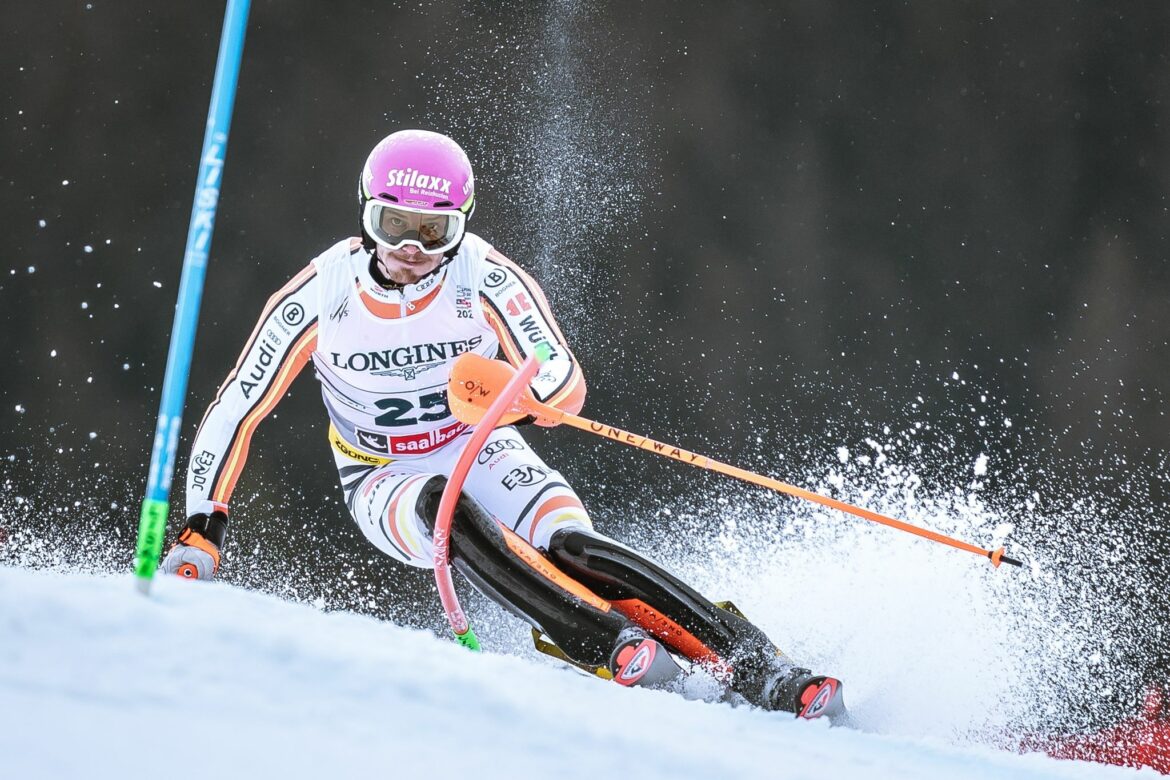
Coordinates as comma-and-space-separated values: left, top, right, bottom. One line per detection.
1, 1, 1167, 686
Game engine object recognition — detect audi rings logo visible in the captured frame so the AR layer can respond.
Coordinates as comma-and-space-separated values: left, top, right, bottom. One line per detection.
476, 438, 525, 464
484, 269, 508, 288
281, 302, 305, 326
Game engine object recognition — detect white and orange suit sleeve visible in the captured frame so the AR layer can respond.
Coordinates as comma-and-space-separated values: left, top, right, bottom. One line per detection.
185, 264, 319, 517
477, 248, 586, 416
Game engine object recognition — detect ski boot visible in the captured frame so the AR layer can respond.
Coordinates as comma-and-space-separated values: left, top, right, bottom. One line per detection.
765, 666, 851, 725
608, 626, 686, 691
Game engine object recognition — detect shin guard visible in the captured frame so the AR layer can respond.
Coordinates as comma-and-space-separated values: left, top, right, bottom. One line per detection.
417, 477, 625, 667
546, 527, 797, 706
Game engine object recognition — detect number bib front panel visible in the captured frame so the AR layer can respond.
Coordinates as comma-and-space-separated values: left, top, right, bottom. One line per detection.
312, 236, 498, 459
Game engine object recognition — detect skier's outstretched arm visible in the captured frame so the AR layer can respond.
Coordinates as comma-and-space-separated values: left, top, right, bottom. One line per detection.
160, 264, 320, 580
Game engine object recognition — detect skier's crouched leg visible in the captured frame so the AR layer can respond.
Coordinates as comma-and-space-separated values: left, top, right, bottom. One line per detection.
346, 468, 444, 567
546, 527, 805, 710
461, 425, 594, 551
415, 476, 627, 668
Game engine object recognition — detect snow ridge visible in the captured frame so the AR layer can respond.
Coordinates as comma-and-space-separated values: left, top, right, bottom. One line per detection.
0, 566, 1138, 779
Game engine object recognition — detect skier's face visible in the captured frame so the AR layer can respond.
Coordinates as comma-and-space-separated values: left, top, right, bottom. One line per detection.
375, 242, 445, 284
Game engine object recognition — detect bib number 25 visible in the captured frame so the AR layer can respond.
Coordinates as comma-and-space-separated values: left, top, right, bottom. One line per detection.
373, 390, 450, 427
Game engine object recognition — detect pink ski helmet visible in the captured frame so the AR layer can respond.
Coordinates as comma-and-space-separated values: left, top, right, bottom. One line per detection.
358, 130, 476, 255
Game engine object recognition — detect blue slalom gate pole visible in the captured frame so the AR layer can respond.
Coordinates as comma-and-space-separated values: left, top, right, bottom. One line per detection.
134, 0, 251, 593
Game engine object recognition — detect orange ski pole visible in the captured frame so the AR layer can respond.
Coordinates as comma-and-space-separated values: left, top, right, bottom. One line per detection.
448, 353, 1021, 569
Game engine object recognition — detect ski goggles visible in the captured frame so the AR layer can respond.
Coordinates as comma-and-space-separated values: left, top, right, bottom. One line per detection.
362, 200, 467, 254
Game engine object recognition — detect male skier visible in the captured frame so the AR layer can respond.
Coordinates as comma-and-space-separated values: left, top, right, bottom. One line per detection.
162, 129, 847, 722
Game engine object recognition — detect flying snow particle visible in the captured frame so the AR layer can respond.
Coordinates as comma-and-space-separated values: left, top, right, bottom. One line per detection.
50, 349, 57, 357
837, 446, 850, 464
14, 404, 25, 413
37, 219, 46, 228
88, 432, 97, 439
27, 266, 35, 273
974, 453, 988, 476
81, 302, 89, 309
952, 371, 960, 380
1004, 418, 1012, 428
84, 245, 93, 253
153, 281, 162, 288
61, 180, 70, 186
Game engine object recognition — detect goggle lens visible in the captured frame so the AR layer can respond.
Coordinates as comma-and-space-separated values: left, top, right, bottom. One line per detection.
362, 201, 465, 253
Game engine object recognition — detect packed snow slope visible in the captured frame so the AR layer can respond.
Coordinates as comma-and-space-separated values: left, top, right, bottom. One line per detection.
0, 566, 1138, 780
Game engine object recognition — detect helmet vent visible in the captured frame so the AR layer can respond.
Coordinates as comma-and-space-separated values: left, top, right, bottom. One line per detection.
377, 192, 399, 202
433, 200, 453, 208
